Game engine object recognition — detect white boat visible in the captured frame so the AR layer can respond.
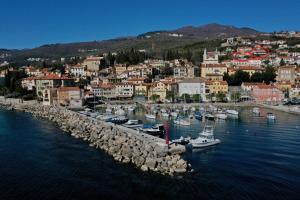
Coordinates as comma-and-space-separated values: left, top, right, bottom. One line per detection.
139, 124, 164, 136
123, 119, 143, 128
204, 113, 215, 121
161, 112, 170, 118
215, 113, 227, 120
105, 108, 112, 113
145, 114, 156, 119
127, 106, 136, 112
226, 109, 239, 115
174, 118, 191, 126
252, 107, 260, 114
170, 112, 178, 118
190, 125, 221, 148
160, 108, 167, 113
267, 113, 276, 120
97, 114, 116, 122
172, 136, 191, 145
191, 107, 196, 112
115, 108, 126, 116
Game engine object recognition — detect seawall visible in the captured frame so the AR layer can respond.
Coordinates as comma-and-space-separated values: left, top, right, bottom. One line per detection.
0, 97, 188, 176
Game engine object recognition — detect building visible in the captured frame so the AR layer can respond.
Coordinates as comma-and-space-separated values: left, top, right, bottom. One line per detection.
290, 84, 300, 99
89, 84, 116, 99
277, 65, 296, 84
229, 66, 264, 77
134, 83, 150, 97
115, 83, 134, 98
70, 65, 86, 77
178, 78, 209, 101
241, 82, 266, 92
21, 77, 37, 91
57, 87, 83, 107
35, 74, 74, 98
82, 56, 103, 72
203, 49, 219, 64
251, 84, 284, 103
200, 64, 227, 78
148, 79, 177, 102
205, 80, 228, 94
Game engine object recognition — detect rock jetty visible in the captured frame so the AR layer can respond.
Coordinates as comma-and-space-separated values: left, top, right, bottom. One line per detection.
0, 98, 189, 176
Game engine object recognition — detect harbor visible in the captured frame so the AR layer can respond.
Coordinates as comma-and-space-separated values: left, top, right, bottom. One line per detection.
1, 99, 300, 199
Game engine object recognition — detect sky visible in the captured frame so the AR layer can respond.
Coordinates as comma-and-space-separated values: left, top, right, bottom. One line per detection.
1, 0, 300, 49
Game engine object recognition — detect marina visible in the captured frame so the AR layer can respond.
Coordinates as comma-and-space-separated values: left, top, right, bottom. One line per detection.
1, 104, 300, 199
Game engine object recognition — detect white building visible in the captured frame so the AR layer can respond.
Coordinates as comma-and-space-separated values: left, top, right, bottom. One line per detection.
203, 49, 219, 64
70, 65, 86, 77
115, 83, 134, 98
178, 78, 209, 101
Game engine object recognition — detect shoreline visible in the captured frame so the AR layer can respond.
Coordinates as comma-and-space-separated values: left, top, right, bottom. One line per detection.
0, 97, 188, 176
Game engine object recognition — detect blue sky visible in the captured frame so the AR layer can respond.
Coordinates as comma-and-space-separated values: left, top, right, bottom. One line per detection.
1, 0, 300, 49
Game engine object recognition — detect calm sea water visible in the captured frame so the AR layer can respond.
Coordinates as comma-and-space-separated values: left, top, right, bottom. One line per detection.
0, 107, 300, 200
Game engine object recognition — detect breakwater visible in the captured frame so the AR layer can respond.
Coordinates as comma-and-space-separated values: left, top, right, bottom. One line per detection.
0, 97, 188, 176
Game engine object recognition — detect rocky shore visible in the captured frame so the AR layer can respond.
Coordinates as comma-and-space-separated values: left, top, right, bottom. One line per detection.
0, 98, 189, 176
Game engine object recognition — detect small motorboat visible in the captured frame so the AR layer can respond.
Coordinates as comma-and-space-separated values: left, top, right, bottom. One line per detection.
123, 119, 143, 128
109, 116, 129, 124
105, 108, 112, 113
161, 112, 170, 118
190, 125, 221, 148
127, 106, 136, 112
115, 108, 126, 116
172, 136, 191, 145
170, 112, 178, 118
139, 124, 165, 136
97, 114, 116, 122
267, 113, 276, 120
252, 107, 260, 115
205, 113, 215, 121
215, 113, 227, 120
226, 109, 239, 115
174, 117, 191, 126
194, 111, 203, 120
145, 114, 156, 119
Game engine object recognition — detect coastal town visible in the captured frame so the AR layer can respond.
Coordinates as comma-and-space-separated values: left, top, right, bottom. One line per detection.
1, 31, 300, 110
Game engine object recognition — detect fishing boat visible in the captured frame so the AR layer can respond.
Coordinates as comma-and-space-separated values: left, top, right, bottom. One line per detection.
189, 125, 221, 148
97, 114, 116, 122
139, 124, 165, 136
145, 114, 156, 119
174, 117, 191, 126
123, 119, 143, 128
267, 113, 276, 120
226, 109, 239, 115
252, 107, 260, 115
215, 113, 227, 120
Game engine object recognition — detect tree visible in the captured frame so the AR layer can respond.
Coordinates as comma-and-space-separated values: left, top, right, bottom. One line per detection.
263, 66, 276, 84
192, 94, 202, 102
180, 93, 191, 101
250, 72, 264, 82
230, 92, 241, 102
150, 94, 160, 102
233, 70, 250, 86
166, 91, 175, 102
280, 58, 285, 66
216, 93, 226, 102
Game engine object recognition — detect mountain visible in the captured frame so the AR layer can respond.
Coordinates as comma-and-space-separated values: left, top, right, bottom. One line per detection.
1, 23, 262, 63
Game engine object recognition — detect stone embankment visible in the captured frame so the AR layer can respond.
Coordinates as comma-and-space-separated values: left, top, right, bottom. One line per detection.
0, 97, 188, 176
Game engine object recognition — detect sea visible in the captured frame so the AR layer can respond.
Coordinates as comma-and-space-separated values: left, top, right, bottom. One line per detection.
0, 107, 300, 200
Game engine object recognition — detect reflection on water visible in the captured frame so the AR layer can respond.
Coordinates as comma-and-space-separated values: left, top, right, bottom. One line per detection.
0, 107, 300, 200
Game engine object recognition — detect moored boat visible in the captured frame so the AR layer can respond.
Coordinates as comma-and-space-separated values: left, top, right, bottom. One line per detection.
253, 107, 260, 115
267, 112, 276, 120
174, 117, 191, 126
189, 125, 221, 148
145, 114, 156, 119
226, 109, 239, 115
215, 113, 227, 120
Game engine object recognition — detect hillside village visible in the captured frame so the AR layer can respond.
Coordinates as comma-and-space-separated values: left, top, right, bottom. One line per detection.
1, 31, 300, 107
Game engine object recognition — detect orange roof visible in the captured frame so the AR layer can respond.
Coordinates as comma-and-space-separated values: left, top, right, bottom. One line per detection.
201, 64, 227, 68
255, 84, 276, 89
58, 87, 80, 91
35, 74, 74, 80
205, 80, 228, 85
243, 82, 265, 86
